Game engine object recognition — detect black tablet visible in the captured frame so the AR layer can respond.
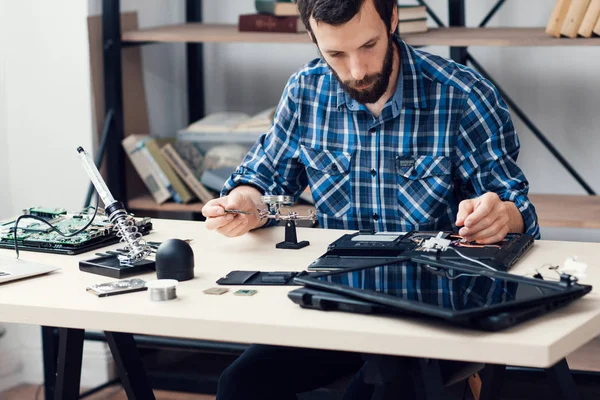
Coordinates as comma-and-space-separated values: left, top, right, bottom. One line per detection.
293, 259, 591, 331
307, 231, 534, 272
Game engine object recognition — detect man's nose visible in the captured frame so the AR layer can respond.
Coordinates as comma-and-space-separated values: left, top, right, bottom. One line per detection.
349, 57, 367, 82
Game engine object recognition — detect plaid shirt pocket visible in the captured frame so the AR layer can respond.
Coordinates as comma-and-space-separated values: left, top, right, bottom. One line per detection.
299, 145, 352, 218
395, 155, 453, 227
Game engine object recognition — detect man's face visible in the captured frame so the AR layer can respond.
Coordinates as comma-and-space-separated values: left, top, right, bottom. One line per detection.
309, 0, 397, 104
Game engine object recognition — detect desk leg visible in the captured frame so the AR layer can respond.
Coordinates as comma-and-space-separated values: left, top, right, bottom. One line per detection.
55, 328, 85, 400
479, 364, 505, 400
104, 331, 156, 400
41, 326, 59, 400
547, 358, 580, 400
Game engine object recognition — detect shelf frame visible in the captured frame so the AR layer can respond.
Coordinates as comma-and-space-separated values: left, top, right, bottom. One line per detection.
101, 0, 599, 217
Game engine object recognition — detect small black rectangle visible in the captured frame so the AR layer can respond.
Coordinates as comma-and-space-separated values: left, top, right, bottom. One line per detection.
79, 255, 156, 278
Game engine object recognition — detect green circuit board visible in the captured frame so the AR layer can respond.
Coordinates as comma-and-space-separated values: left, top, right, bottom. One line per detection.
0, 207, 152, 254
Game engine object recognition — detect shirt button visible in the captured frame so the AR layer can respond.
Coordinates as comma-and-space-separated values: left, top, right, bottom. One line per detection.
369, 127, 376, 134
331, 164, 338, 172
373, 213, 379, 221
370, 169, 376, 177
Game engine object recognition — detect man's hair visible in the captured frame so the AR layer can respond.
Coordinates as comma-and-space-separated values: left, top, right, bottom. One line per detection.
297, 0, 396, 34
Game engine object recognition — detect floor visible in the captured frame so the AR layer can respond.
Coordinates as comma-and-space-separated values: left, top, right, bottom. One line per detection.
0, 384, 216, 400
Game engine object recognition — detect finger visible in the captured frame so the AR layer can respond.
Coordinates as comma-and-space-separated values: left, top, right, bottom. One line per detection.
455, 199, 474, 227
463, 217, 504, 242
224, 217, 251, 237
217, 215, 248, 237
460, 213, 498, 239
204, 214, 235, 231
463, 194, 497, 227
202, 198, 227, 218
474, 226, 509, 245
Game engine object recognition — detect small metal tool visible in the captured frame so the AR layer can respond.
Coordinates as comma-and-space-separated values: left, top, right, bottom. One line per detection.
224, 209, 253, 215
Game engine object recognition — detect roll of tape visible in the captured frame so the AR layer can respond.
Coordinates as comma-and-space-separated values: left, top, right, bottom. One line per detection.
146, 279, 178, 301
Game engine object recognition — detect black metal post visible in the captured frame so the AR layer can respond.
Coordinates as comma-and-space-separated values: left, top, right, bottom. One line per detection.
479, 0, 507, 27
186, 0, 205, 124
546, 358, 580, 400
55, 328, 85, 400
41, 326, 59, 400
465, 53, 596, 195
103, 0, 127, 203
415, 0, 445, 28
84, 109, 114, 208
480, 364, 506, 400
448, 0, 467, 64
105, 331, 156, 399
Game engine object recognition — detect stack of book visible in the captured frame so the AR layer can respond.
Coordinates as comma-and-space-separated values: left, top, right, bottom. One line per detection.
239, 0, 305, 33
397, 4, 428, 35
122, 135, 251, 206
546, 0, 600, 38
177, 106, 276, 144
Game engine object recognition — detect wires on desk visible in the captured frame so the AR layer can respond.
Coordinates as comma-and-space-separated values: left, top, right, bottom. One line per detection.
11, 194, 100, 259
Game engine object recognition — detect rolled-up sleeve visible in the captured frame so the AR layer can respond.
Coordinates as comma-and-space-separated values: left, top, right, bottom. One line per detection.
454, 79, 540, 238
221, 74, 308, 227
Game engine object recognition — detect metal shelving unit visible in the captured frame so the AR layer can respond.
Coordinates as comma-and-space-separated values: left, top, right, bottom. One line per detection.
98, 0, 599, 226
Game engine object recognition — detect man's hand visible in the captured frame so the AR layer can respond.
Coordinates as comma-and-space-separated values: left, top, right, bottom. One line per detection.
455, 192, 524, 244
202, 189, 266, 237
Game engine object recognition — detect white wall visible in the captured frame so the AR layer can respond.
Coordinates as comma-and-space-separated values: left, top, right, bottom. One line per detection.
1, 0, 95, 220
0, 0, 107, 391
0, 0, 12, 215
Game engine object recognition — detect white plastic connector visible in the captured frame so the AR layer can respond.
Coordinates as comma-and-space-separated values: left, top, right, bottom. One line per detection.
422, 232, 452, 251
563, 256, 588, 279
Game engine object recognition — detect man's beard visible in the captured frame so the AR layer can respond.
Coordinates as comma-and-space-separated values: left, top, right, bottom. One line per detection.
330, 35, 395, 105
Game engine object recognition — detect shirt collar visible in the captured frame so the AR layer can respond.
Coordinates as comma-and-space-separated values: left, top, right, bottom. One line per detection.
334, 34, 428, 111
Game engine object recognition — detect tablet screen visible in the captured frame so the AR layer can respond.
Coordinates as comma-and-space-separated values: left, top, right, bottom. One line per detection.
312, 261, 562, 311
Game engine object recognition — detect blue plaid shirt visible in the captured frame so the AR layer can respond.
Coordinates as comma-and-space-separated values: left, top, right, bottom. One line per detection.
223, 36, 540, 238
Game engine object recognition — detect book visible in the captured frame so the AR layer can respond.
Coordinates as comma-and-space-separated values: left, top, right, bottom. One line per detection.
546, 0, 572, 37
397, 18, 428, 35
578, 0, 600, 37
143, 138, 194, 204
560, 0, 591, 38
122, 135, 172, 204
177, 107, 276, 143
255, 0, 299, 16
160, 142, 216, 204
397, 5, 427, 21
239, 14, 307, 33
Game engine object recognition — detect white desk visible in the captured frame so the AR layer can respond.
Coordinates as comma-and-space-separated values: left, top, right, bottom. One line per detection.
1, 219, 599, 399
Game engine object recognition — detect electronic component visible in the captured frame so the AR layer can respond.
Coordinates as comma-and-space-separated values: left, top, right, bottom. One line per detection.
86, 278, 147, 297
203, 287, 229, 295
233, 289, 257, 296
0, 211, 152, 255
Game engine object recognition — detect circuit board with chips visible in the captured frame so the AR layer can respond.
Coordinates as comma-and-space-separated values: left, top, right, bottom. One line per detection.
0, 207, 152, 255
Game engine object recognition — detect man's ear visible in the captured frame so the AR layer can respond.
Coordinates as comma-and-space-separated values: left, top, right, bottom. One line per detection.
390, 5, 398, 34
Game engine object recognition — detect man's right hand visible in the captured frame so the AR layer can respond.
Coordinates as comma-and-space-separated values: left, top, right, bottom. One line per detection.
202, 189, 265, 237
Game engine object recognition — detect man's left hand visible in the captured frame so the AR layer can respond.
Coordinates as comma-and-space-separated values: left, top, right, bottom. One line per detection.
455, 192, 523, 244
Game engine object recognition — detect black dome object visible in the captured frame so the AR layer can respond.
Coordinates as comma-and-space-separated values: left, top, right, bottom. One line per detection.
155, 239, 195, 282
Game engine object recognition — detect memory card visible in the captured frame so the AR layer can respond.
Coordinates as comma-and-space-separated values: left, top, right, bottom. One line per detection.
203, 287, 229, 295
233, 289, 257, 296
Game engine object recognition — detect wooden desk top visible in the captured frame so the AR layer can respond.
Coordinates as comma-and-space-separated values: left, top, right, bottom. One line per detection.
1, 219, 600, 368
